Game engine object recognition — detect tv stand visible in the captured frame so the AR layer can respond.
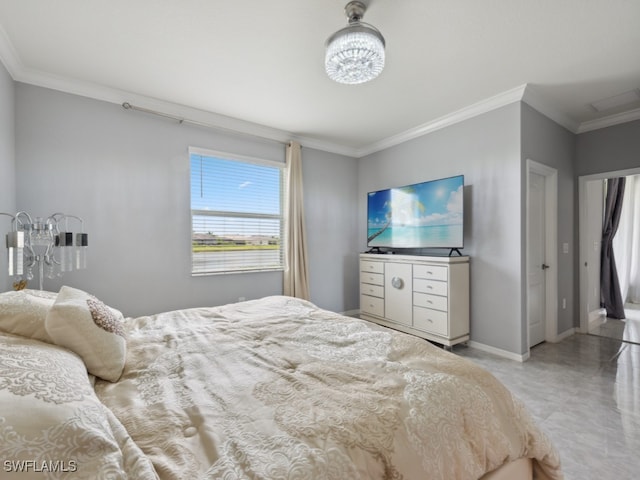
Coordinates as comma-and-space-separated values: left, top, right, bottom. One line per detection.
448, 248, 462, 257
359, 253, 469, 348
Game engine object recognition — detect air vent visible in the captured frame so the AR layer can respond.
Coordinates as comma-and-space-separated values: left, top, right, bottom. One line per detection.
590, 89, 640, 112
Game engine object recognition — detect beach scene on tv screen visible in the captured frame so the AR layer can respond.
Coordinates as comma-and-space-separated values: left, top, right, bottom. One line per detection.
367, 176, 463, 248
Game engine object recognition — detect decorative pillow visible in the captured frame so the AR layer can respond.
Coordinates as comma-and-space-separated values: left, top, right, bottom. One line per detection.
0, 289, 58, 343
0, 332, 157, 478
45, 286, 126, 382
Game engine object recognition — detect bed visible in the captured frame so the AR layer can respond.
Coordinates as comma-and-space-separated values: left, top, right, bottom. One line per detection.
0, 288, 563, 479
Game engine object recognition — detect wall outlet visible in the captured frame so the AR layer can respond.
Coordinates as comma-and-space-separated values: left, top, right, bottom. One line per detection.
562, 298, 566, 309
238, 296, 246, 302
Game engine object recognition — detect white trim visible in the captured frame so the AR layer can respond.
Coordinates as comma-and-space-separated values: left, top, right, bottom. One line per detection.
341, 309, 360, 317
357, 85, 528, 156
0, 35, 358, 158
467, 341, 529, 362
3, 17, 639, 159
588, 309, 606, 332
521, 85, 579, 132
577, 107, 640, 134
525, 160, 558, 350
0, 26, 526, 158
578, 175, 591, 333
554, 327, 575, 343
0, 24, 21, 77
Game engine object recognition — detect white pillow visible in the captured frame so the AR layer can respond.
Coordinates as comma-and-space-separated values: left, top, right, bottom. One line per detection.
45, 286, 126, 382
0, 289, 58, 343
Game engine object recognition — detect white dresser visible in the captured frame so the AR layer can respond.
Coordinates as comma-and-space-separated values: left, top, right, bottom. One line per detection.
359, 253, 470, 348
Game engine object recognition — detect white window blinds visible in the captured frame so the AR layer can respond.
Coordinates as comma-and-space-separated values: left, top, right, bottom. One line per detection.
190, 148, 284, 275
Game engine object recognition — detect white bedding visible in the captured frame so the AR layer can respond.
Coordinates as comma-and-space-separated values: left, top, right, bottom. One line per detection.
0, 332, 157, 479
90, 295, 563, 480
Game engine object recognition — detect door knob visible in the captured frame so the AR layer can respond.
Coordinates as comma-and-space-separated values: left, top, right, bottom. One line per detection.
541, 264, 550, 270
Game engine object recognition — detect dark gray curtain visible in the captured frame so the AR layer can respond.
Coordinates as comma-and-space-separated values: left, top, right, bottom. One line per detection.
600, 177, 626, 319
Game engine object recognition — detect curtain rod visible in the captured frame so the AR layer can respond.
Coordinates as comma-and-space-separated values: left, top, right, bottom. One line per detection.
121, 102, 289, 147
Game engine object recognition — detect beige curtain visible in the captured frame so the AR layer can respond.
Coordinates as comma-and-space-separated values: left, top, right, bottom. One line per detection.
283, 141, 310, 300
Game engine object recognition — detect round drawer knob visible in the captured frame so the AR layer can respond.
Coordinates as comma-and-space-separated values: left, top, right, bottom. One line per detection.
391, 277, 404, 289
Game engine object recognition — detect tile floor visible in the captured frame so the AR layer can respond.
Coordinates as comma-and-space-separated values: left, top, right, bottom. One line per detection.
589, 303, 640, 345
456, 334, 640, 480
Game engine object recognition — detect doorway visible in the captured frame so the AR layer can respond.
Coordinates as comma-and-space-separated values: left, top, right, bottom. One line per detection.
579, 167, 640, 345
526, 160, 558, 350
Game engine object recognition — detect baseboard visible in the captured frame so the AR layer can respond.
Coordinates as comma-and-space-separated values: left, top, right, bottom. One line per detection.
554, 327, 576, 342
588, 308, 606, 331
342, 309, 361, 318
355, 309, 529, 361
467, 341, 529, 362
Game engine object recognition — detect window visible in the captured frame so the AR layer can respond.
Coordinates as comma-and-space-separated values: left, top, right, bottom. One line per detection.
189, 148, 284, 275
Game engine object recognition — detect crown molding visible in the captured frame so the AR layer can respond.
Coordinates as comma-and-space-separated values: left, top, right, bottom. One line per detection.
520, 85, 580, 133
0, 27, 358, 158
0, 24, 21, 78
356, 85, 529, 157
1, 34, 527, 158
576, 107, 640, 134
13, 66, 360, 158
2, 21, 638, 158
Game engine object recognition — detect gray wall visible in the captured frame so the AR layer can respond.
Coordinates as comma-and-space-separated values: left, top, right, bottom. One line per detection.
359, 103, 524, 354
0, 62, 15, 292
15, 83, 359, 316
302, 147, 360, 311
11, 76, 638, 353
576, 120, 640, 177
521, 103, 576, 339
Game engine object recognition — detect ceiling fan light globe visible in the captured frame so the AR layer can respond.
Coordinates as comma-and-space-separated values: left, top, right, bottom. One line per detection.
325, 26, 385, 85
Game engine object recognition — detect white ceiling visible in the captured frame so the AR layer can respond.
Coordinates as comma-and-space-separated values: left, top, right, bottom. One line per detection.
1, 0, 639, 157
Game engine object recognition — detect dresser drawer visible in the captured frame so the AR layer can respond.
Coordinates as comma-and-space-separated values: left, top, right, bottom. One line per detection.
414, 292, 448, 312
361, 283, 384, 298
360, 271, 384, 286
413, 278, 448, 296
413, 307, 448, 336
413, 265, 448, 282
361, 294, 384, 317
361, 260, 384, 274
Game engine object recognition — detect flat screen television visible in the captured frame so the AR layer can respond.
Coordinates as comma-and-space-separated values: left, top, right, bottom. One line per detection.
367, 175, 464, 251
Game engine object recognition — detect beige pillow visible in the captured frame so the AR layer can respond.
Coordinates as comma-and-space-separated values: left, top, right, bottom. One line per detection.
45, 286, 126, 382
0, 289, 58, 343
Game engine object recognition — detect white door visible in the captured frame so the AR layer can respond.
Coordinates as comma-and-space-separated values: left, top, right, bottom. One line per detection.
528, 172, 547, 347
